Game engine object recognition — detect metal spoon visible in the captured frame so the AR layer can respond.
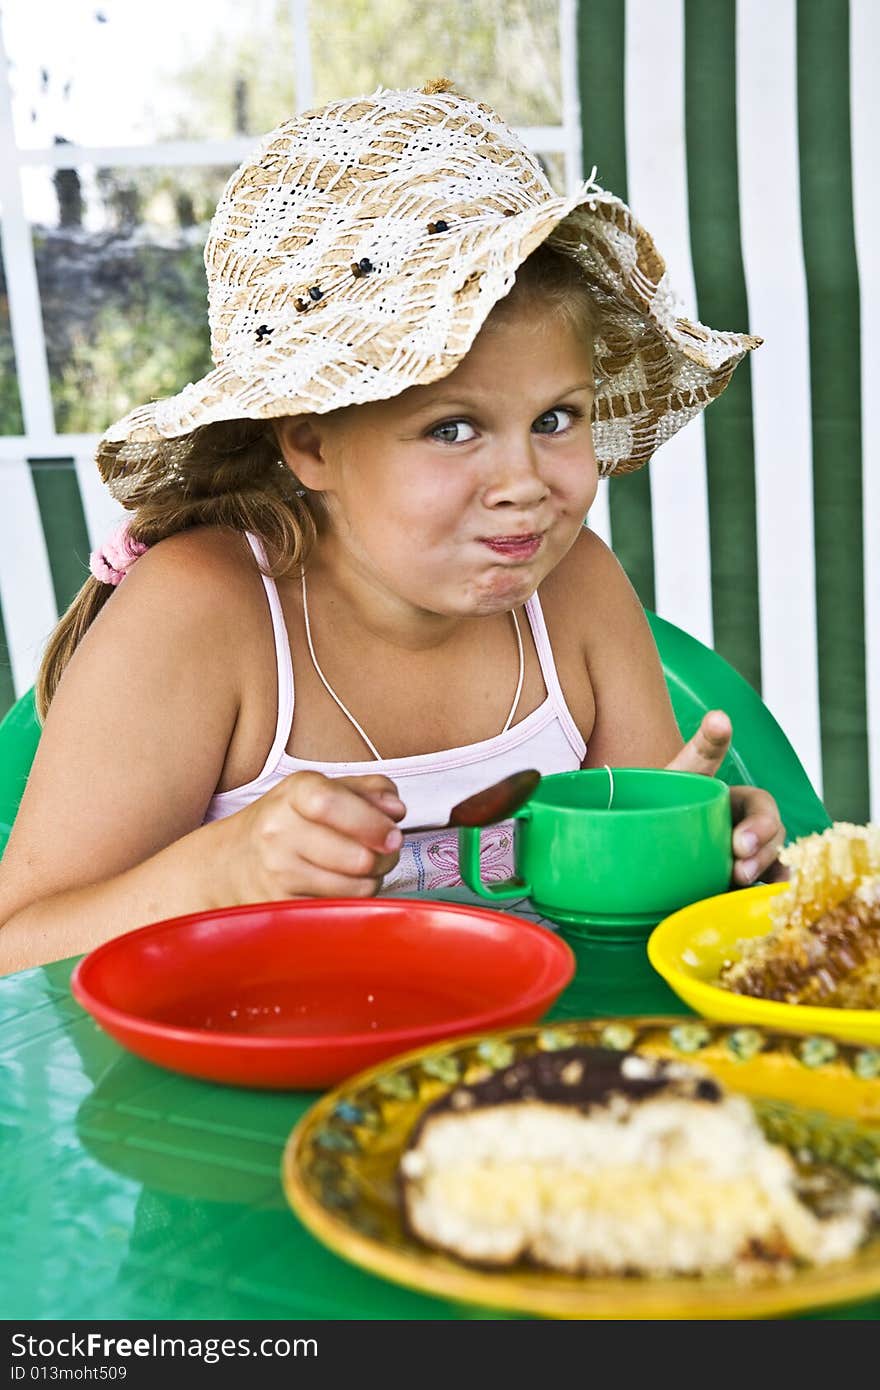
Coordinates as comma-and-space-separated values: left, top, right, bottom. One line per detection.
406, 769, 541, 835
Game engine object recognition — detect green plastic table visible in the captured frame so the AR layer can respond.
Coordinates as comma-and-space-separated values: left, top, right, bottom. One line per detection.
2, 887, 877, 1321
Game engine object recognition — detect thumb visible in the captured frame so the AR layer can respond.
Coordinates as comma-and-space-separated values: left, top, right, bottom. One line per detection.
665, 709, 732, 777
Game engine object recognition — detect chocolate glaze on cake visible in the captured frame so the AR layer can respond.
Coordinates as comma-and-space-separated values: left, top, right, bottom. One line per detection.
407, 1045, 721, 1142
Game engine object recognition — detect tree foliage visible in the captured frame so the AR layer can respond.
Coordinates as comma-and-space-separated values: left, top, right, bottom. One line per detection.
163, 0, 561, 137
52, 241, 212, 434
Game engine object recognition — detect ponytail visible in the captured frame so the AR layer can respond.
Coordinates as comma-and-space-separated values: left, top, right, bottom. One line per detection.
35, 579, 115, 721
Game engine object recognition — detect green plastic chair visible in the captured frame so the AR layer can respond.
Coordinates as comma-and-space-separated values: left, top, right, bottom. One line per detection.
0, 686, 42, 857
0, 614, 830, 859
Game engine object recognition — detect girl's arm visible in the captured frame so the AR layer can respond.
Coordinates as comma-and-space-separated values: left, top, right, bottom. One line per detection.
0, 531, 403, 975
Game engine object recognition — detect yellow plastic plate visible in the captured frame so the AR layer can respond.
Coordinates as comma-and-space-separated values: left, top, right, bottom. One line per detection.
282, 1016, 880, 1320
647, 883, 880, 1047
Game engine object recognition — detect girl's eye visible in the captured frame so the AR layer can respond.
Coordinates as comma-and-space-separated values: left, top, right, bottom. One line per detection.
532, 407, 578, 435
429, 419, 477, 444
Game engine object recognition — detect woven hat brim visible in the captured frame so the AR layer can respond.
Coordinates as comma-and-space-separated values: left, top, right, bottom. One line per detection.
96, 184, 760, 502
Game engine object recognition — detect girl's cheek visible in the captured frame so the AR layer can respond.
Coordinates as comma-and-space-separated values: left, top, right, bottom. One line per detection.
557, 460, 598, 511
580, 459, 601, 508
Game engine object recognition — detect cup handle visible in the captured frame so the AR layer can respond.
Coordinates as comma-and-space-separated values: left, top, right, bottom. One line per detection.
458, 813, 530, 900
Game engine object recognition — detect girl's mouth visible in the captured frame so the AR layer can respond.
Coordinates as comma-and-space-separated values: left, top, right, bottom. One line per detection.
480, 534, 543, 561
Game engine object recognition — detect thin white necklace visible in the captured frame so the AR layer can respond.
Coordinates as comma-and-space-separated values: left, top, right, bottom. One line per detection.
300, 568, 524, 761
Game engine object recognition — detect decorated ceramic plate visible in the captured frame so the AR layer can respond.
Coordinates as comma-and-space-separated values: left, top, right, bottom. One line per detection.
282, 1016, 880, 1320
647, 883, 880, 1047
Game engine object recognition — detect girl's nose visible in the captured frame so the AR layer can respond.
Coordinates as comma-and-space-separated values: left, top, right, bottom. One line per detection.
481, 440, 550, 508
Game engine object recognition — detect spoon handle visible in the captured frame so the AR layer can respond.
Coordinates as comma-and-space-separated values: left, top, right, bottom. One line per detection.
404, 769, 541, 835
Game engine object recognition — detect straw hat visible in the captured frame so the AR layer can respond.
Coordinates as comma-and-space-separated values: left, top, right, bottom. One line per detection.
97, 79, 761, 504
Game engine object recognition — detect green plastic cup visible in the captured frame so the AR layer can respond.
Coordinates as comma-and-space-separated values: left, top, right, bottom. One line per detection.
458, 768, 733, 940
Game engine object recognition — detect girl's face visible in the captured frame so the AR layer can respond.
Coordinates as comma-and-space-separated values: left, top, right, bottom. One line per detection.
285, 298, 600, 621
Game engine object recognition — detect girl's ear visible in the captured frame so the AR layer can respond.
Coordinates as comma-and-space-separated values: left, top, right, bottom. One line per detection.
273, 416, 329, 491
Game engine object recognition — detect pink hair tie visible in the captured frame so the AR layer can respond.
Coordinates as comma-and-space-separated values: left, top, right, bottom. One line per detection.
89, 520, 148, 586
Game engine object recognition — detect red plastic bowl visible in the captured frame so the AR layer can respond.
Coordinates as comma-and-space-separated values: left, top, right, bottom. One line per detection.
70, 898, 574, 1089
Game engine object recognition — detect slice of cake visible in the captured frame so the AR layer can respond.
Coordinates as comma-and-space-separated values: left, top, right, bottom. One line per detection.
397, 1046, 879, 1278
720, 822, 880, 1007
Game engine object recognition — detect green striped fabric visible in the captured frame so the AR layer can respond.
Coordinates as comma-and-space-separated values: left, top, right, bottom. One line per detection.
575, 0, 874, 825
684, 0, 761, 692
29, 460, 92, 619
577, 0, 658, 614
797, 0, 869, 821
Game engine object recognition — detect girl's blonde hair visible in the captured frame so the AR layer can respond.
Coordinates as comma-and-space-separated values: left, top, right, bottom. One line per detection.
36, 243, 598, 721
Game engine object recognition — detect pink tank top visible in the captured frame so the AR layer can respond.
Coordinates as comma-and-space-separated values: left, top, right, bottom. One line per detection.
204, 535, 586, 893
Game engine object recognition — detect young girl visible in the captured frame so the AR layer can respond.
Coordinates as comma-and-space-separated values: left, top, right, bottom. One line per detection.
0, 80, 784, 973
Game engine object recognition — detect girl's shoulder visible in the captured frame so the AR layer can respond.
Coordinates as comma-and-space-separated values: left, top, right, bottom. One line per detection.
78, 525, 270, 695
100, 525, 265, 628
122, 523, 257, 587
539, 524, 644, 649
44, 525, 274, 789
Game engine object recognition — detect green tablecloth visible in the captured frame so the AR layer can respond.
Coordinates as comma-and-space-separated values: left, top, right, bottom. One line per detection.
2, 887, 876, 1320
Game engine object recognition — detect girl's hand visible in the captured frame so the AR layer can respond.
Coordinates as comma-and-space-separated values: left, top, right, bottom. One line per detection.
728, 785, 788, 886
664, 709, 787, 887
219, 771, 406, 903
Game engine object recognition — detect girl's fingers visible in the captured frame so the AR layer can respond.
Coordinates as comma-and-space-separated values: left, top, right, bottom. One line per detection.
731, 811, 782, 860
284, 771, 404, 854
665, 710, 732, 777
336, 775, 407, 820
282, 863, 386, 900
732, 826, 787, 885
282, 816, 401, 883
727, 785, 786, 886
728, 784, 780, 839
758, 825, 788, 868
